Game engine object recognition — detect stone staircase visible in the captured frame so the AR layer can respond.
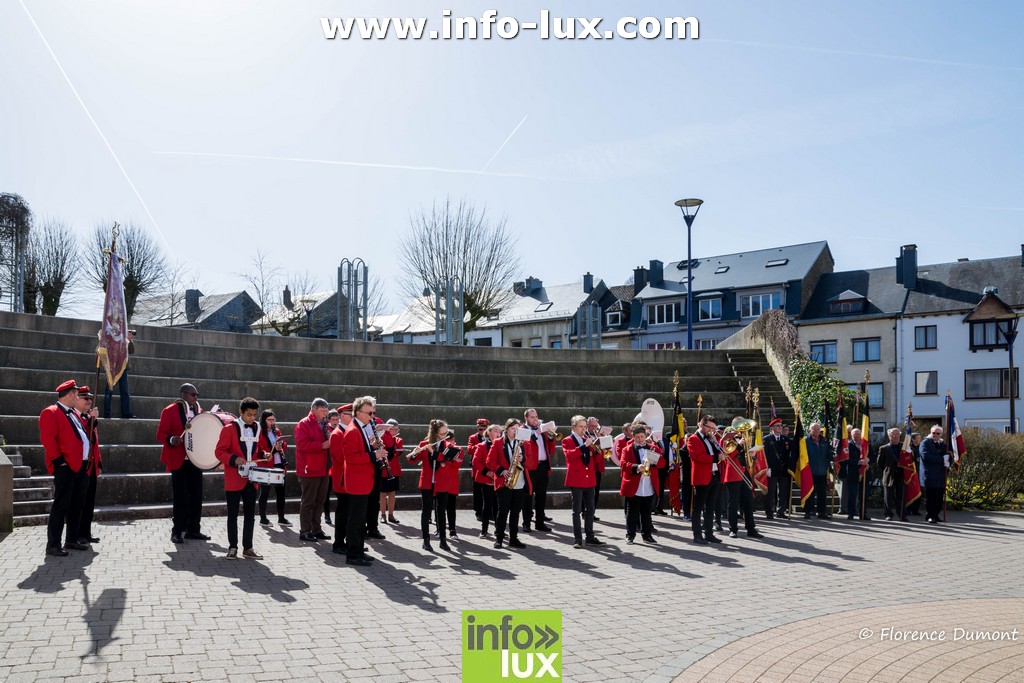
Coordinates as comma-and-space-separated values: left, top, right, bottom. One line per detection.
0, 310, 793, 526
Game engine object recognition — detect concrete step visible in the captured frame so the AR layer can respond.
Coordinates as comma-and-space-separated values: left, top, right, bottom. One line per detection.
12, 486, 52, 501
12, 465, 32, 477
13, 477, 42, 489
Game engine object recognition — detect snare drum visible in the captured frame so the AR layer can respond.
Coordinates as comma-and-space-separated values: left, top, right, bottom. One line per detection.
184, 412, 235, 470
247, 466, 286, 486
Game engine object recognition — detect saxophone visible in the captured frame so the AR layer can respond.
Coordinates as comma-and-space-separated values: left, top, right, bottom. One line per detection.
504, 439, 524, 488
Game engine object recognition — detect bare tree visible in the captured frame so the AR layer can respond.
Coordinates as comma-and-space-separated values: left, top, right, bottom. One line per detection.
86, 221, 168, 319
28, 218, 79, 315
267, 270, 322, 336
366, 272, 389, 320
237, 248, 282, 334
0, 192, 33, 312
164, 260, 201, 325
398, 197, 520, 334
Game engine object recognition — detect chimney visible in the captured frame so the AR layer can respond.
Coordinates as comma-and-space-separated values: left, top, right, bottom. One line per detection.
583, 272, 594, 294
1020, 243, 1023, 268
649, 259, 664, 287
525, 276, 542, 294
185, 289, 202, 323
633, 266, 649, 293
283, 285, 293, 309
896, 244, 918, 290
513, 281, 525, 296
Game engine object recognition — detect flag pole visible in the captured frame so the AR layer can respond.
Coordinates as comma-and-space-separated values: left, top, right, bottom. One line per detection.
94, 223, 120, 424
860, 369, 870, 521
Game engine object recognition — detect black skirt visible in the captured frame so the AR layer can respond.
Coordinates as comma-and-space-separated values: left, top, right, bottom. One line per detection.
380, 477, 400, 493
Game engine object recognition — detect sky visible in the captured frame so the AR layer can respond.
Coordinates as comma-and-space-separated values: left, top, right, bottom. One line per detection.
2, 0, 1023, 320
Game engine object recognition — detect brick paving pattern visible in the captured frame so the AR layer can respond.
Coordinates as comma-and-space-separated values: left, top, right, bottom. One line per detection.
2, 510, 1022, 682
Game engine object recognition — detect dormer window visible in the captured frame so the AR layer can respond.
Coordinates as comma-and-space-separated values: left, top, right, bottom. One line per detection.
765, 258, 788, 267
827, 289, 867, 316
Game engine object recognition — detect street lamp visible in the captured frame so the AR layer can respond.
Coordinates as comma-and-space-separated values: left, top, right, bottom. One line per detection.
997, 316, 1020, 434
674, 198, 703, 351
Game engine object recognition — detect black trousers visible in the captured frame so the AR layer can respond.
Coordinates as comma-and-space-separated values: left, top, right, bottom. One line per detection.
495, 486, 526, 542
48, 464, 89, 548
884, 477, 905, 519
365, 470, 382, 533
806, 474, 829, 517
103, 367, 131, 418
258, 482, 287, 521
78, 464, 99, 539
655, 466, 669, 511
346, 494, 368, 559
625, 493, 654, 539
777, 469, 793, 514
420, 489, 451, 542
570, 487, 595, 543
473, 480, 483, 517
528, 462, 550, 524
445, 491, 457, 532
925, 486, 944, 520
332, 492, 350, 552
226, 483, 258, 550
479, 485, 496, 532
692, 473, 721, 539
726, 480, 757, 533
680, 466, 692, 517
764, 475, 779, 516
170, 460, 204, 535
593, 468, 603, 515
843, 470, 861, 516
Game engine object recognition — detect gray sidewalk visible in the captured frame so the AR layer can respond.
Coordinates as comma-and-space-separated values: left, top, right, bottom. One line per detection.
2, 509, 1022, 682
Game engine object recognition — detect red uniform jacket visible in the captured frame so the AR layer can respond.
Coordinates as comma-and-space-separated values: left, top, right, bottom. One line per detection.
687, 431, 719, 486
215, 421, 271, 492
157, 401, 201, 472
593, 439, 606, 474
294, 411, 330, 478
39, 403, 88, 474
341, 421, 377, 495
472, 440, 495, 485
619, 440, 662, 497
328, 424, 349, 493
524, 430, 553, 470
486, 437, 533, 494
258, 427, 288, 471
720, 448, 748, 484
77, 411, 102, 475
409, 439, 456, 492
381, 431, 403, 478
562, 435, 597, 489
435, 441, 464, 495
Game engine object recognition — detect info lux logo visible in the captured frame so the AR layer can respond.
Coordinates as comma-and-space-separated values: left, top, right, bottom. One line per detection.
462, 610, 562, 681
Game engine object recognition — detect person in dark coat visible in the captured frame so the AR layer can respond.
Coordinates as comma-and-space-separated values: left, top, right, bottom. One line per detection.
841, 428, 869, 520
878, 428, 906, 521
803, 422, 833, 519
762, 418, 787, 518
920, 425, 949, 523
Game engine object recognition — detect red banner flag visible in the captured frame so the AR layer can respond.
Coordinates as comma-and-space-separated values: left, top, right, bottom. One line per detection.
96, 249, 129, 387
944, 392, 967, 471
899, 409, 922, 506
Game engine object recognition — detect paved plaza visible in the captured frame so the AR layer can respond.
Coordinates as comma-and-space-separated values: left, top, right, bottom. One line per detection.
2, 509, 1023, 682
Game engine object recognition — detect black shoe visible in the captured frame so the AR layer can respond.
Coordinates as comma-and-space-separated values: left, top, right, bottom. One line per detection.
747, 530, 765, 539
313, 532, 331, 540
885, 515, 894, 521
299, 533, 319, 542
260, 518, 272, 527
366, 531, 385, 540
584, 537, 605, 546
423, 540, 434, 551
626, 537, 635, 545
900, 517, 909, 522
693, 537, 708, 545
522, 523, 532, 532
653, 509, 667, 516
324, 516, 332, 525
346, 558, 372, 566
729, 531, 738, 538
535, 524, 552, 532
928, 518, 938, 524
171, 532, 184, 544
715, 523, 724, 532
777, 512, 789, 519
593, 515, 601, 521
449, 530, 458, 539
862, 516, 872, 521
573, 542, 582, 549
64, 542, 90, 551
847, 514, 855, 520
706, 535, 723, 544
544, 515, 553, 522
493, 540, 503, 549
184, 532, 210, 540
278, 518, 292, 526
766, 513, 775, 520
85, 536, 100, 543
804, 513, 812, 520
509, 539, 526, 549
642, 535, 658, 544
332, 546, 346, 555
439, 540, 451, 552
46, 546, 69, 557
475, 513, 483, 521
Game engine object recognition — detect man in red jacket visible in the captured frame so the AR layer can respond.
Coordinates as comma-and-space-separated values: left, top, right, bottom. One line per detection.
74, 386, 102, 545
340, 396, 387, 566
215, 397, 272, 560
157, 383, 206, 544
39, 380, 92, 556
686, 415, 724, 545
294, 398, 332, 542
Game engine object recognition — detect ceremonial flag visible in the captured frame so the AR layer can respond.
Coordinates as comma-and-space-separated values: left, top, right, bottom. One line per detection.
832, 389, 849, 469
898, 408, 922, 506
859, 393, 871, 479
667, 382, 685, 514
96, 245, 129, 387
794, 413, 814, 507
749, 399, 768, 493
944, 392, 966, 470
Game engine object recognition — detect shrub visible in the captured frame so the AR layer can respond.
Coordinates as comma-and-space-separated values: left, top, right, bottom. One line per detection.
946, 429, 1024, 509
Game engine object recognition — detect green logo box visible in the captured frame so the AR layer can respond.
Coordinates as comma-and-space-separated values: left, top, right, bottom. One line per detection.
462, 610, 562, 681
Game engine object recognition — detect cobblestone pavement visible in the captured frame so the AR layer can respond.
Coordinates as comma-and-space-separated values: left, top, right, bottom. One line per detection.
2, 509, 1022, 682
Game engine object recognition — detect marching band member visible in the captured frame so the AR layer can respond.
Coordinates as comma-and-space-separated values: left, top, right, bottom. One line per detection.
687, 415, 724, 545
440, 430, 465, 540
379, 419, 403, 525
409, 419, 458, 552
339, 396, 384, 566
158, 383, 207, 545
563, 416, 604, 548
215, 397, 273, 560
323, 409, 339, 526
586, 417, 605, 521
258, 409, 289, 527
468, 418, 489, 521
294, 398, 332, 543
522, 408, 555, 532
328, 406, 353, 556
619, 420, 662, 545
74, 386, 102, 546
486, 418, 533, 550
473, 424, 501, 537
39, 380, 91, 556
613, 423, 631, 467
720, 426, 764, 539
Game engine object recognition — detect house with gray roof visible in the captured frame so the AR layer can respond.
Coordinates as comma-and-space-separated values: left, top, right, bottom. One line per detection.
629, 241, 834, 350
131, 289, 263, 334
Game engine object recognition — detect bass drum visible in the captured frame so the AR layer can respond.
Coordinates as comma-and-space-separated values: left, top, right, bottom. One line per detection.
184, 412, 235, 470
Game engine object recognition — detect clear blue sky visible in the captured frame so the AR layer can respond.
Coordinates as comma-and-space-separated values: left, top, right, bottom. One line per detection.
3, 1, 1022, 318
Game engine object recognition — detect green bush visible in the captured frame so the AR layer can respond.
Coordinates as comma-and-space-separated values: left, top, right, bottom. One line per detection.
946, 429, 1024, 509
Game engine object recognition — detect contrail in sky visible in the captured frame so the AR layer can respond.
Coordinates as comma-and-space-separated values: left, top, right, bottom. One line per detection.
19, 0, 174, 256
478, 115, 529, 176
156, 150, 557, 180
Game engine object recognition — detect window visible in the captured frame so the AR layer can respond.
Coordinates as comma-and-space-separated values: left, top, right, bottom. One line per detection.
529, 337, 542, 348
852, 338, 881, 363
534, 302, 553, 312
509, 339, 522, 348
869, 421, 888, 436
828, 300, 865, 315
697, 339, 719, 350
866, 383, 884, 409
647, 302, 678, 325
915, 371, 938, 395
915, 325, 937, 350
549, 338, 562, 349
965, 368, 1020, 399
970, 321, 1012, 350
765, 258, 789, 268
648, 342, 682, 350
698, 298, 722, 321
810, 341, 837, 365
740, 293, 781, 318
606, 311, 622, 327
714, 265, 730, 274
473, 337, 492, 347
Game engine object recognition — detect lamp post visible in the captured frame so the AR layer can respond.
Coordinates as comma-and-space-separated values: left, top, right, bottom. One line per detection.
674, 198, 703, 351
998, 316, 1020, 434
